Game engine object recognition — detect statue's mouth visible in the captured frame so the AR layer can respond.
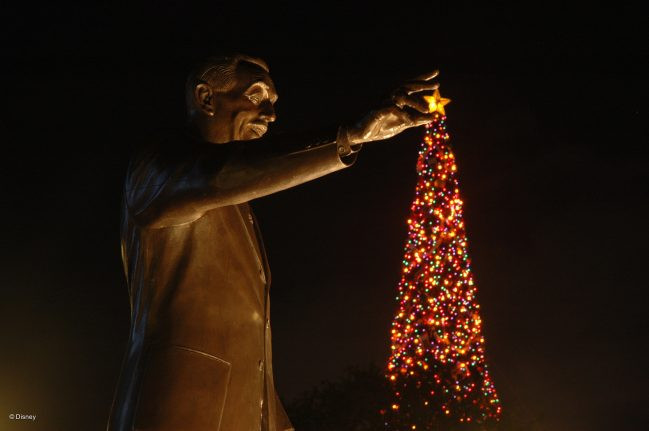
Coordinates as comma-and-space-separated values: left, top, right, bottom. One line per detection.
249, 122, 268, 137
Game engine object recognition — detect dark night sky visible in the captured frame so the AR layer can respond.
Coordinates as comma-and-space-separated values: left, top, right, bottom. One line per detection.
1, 2, 648, 430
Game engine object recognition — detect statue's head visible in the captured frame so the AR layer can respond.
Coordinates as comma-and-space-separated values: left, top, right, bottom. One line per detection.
186, 54, 277, 143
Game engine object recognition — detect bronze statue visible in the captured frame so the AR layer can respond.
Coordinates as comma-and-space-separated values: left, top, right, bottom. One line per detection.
107, 54, 439, 431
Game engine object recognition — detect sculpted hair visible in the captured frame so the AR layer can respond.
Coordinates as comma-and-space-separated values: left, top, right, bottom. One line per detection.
185, 54, 269, 112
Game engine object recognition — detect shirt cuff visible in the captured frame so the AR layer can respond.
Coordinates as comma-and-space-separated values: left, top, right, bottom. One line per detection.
336, 126, 363, 157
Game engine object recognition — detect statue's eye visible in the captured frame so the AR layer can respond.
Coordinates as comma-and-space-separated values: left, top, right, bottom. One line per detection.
246, 94, 261, 105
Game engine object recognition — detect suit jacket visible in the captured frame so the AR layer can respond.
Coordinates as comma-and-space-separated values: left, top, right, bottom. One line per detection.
107, 129, 359, 431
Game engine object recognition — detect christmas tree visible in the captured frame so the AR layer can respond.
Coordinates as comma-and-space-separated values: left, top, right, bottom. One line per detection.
383, 90, 501, 430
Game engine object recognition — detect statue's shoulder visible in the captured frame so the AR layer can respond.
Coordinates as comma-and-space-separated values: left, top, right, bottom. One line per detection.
123, 128, 187, 188
128, 128, 193, 171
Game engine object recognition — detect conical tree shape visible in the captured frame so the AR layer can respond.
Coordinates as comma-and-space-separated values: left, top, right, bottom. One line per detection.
384, 97, 501, 430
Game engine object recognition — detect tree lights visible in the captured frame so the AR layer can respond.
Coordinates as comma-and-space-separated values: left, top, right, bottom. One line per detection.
384, 90, 501, 429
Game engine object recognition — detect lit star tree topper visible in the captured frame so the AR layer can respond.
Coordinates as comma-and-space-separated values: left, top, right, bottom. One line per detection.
383, 89, 501, 429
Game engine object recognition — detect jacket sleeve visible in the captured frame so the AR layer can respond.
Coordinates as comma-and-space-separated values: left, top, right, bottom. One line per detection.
124, 129, 361, 229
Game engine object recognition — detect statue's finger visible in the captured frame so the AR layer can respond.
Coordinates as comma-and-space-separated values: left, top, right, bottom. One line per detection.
412, 70, 439, 81
403, 109, 436, 127
392, 93, 430, 113
402, 81, 439, 95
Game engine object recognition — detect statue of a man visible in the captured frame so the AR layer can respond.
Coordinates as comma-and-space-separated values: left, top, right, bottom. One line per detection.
107, 54, 438, 431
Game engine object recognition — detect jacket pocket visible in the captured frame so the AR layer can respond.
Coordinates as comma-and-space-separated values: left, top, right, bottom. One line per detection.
134, 345, 231, 431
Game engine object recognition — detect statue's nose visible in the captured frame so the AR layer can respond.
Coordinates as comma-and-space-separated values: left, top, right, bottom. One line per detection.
259, 101, 276, 123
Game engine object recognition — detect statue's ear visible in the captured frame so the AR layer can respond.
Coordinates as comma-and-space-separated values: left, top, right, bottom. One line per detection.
194, 83, 215, 116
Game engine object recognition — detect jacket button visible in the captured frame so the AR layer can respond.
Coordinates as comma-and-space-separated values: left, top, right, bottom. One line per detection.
265, 319, 270, 329
258, 360, 263, 371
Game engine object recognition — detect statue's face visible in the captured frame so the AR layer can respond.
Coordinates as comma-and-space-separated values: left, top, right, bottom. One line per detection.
217, 63, 278, 141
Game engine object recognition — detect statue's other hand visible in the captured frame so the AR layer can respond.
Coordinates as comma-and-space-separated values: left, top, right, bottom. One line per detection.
346, 70, 440, 144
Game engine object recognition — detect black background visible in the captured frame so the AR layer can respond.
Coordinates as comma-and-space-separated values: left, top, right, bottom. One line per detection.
1, 2, 647, 430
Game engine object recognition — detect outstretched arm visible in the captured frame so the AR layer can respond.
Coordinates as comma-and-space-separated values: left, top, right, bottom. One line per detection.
126, 129, 358, 229
126, 70, 439, 229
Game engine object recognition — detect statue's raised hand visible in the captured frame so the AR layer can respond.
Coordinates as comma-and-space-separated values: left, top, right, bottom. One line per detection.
345, 70, 440, 145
